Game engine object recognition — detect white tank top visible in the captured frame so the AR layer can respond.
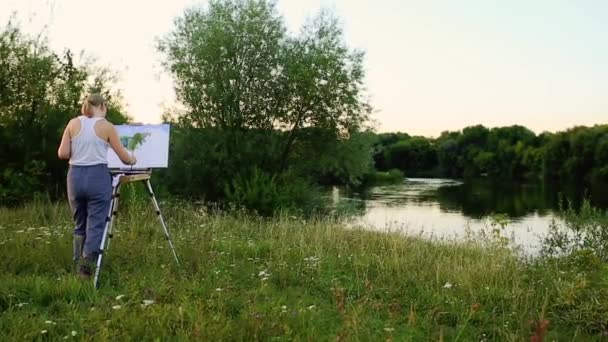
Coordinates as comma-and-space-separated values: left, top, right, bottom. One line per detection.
69, 116, 109, 166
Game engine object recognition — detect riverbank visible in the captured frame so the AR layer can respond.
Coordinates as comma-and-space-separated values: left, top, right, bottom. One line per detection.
0, 202, 606, 340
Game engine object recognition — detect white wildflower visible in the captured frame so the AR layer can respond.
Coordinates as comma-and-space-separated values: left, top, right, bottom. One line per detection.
307, 305, 316, 310
443, 282, 453, 289
112, 305, 122, 310
71, 331, 77, 336
115, 295, 125, 300
41, 330, 48, 334
17, 302, 28, 307
216, 288, 223, 292
384, 327, 395, 332
258, 270, 271, 281
142, 300, 155, 306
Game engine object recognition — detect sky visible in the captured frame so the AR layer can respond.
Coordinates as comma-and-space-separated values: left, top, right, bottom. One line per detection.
1, 0, 607, 137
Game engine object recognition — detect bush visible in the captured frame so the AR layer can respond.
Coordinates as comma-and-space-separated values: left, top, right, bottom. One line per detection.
224, 168, 327, 216
362, 169, 404, 186
541, 199, 608, 261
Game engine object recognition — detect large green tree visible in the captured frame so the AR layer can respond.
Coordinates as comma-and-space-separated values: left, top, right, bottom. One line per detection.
158, 0, 371, 171
156, 0, 373, 211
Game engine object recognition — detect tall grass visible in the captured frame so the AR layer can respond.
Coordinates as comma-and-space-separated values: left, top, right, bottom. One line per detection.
0, 199, 606, 340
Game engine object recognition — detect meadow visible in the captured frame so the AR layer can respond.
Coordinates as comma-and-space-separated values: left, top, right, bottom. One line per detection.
1, 197, 607, 341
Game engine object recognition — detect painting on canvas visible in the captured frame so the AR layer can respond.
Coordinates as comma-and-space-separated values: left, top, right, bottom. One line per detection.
107, 124, 170, 169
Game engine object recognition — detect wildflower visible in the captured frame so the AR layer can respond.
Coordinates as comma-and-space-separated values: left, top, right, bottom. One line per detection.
17, 302, 28, 307
115, 295, 125, 300
71, 331, 77, 337
443, 282, 453, 289
112, 305, 122, 310
307, 305, 316, 310
384, 327, 395, 332
258, 270, 271, 280
45, 320, 56, 324
216, 288, 223, 292
142, 300, 155, 306
41, 330, 48, 334
16, 230, 24, 233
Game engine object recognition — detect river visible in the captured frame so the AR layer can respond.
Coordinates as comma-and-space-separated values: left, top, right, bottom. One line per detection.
335, 178, 608, 255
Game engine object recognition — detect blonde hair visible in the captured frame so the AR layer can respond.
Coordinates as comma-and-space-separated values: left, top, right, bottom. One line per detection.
81, 94, 106, 117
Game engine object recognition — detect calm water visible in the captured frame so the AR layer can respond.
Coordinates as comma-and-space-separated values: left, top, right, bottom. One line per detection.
336, 178, 608, 254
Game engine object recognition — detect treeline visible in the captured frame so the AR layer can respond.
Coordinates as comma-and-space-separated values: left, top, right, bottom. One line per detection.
373, 124, 608, 182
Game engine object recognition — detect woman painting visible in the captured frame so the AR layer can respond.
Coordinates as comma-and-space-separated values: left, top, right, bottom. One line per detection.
57, 94, 136, 278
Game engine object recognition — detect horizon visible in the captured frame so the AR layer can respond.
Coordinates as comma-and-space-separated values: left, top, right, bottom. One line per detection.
1, 0, 606, 137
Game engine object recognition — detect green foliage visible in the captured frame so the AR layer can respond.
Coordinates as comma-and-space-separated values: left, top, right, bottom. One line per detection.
383, 137, 437, 176
363, 169, 405, 186
224, 168, 327, 216
0, 21, 129, 205
541, 199, 608, 261
155, 0, 373, 212
372, 124, 608, 183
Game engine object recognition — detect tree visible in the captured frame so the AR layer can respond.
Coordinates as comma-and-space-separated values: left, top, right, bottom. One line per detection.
158, 0, 370, 171
383, 137, 437, 176
157, 0, 372, 210
0, 21, 129, 204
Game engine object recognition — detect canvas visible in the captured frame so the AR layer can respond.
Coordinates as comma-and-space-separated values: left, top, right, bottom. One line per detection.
107, 124, 170, 169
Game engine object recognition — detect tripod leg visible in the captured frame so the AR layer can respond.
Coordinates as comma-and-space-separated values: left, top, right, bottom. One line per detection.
106, 183, 122, 251
94, 183, 121, 289
144, 179, 180, 266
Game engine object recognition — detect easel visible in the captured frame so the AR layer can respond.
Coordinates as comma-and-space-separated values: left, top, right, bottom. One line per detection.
93, 169, 180, 289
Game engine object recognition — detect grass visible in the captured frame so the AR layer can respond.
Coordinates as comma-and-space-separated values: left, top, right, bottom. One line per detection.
1, 199, 607, 340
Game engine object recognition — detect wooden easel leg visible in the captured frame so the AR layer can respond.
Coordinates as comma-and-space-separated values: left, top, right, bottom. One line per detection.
144, 179, 180, 266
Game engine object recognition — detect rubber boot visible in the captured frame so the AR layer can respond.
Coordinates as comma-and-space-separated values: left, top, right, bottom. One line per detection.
78, 253, 97, 280
73, 235, 85, 272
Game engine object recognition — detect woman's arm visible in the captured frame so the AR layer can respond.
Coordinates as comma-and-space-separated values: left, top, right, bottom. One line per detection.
107, 124, 137, 165
57, 121, 72, 160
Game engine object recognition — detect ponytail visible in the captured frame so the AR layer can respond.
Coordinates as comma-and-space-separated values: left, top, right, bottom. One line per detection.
80, 94, 106, 117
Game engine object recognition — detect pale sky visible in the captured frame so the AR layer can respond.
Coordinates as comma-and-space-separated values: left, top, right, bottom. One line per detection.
2, 0, 607, 136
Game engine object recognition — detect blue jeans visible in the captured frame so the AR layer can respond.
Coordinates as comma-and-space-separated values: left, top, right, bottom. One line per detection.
67, 164, 112, 260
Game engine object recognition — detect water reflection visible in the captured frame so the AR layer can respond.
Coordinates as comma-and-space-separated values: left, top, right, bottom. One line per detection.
337, 178, 608, 255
